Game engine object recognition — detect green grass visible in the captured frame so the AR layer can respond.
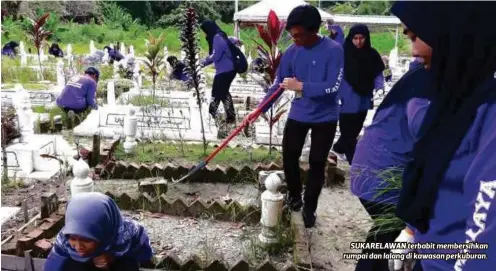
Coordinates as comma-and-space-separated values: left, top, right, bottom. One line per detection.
2, 83, 51, 90
128, 95, 170, 107
114, 142, 282, 167
2, 21, 410, 58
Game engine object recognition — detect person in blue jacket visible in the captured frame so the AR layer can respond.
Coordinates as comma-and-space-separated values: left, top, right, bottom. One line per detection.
166, 56, 189, 82
104, 46, 124, 64
44, 193, 153, 271
1, 41, 19, 57
49, 43, 64, 58
326, 19, 345, 46
350, 22, 434, 271
389, 2, 496, 270
56, 67, 99, 114
244, 5, 344, 228
200, 20, 237, 127
333, 24, 385, 164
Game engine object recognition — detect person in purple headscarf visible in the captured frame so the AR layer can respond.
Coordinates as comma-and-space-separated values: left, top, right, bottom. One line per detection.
44, 193, 153, 271
326, 20, 345, 46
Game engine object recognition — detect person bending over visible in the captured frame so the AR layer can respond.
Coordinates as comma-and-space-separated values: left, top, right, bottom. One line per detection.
57, 67, 99, 114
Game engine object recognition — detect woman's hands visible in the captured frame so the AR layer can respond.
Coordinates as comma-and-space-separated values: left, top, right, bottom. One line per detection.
93, 253, 115, 270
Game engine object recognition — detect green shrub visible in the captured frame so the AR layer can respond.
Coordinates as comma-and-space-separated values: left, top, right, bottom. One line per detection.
97, 78, 134, 101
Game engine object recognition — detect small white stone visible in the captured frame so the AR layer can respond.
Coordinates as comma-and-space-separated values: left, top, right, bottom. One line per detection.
265, 173, 281, 193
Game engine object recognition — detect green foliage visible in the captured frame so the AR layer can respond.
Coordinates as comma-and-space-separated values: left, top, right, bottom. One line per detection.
97, 78, 134, 101
99, 1, 138, 31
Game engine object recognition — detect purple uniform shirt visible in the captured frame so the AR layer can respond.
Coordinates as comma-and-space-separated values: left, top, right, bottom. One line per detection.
202, 33, 235, 74
259, 36, 344, 123
339, 75, 385, 113
56, 76, 98, 110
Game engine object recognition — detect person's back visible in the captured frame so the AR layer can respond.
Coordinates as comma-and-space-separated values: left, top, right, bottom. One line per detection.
57, 76, 97, 113
351, 65, 432, 204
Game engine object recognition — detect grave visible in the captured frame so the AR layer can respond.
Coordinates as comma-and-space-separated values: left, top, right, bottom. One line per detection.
73, 92, 218, 142
0, 207, 21, 226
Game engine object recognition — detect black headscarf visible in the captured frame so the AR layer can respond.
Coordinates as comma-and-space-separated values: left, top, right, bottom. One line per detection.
392, 1, 496, 233
344, 24, 385, 96
200, 20, 226, 55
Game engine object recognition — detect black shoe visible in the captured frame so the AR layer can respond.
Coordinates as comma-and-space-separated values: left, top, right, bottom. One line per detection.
285, 194, 303, 211
302, 208, 316, 228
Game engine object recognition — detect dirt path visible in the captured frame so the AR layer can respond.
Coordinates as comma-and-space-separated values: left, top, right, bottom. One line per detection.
304, 164, 372, 271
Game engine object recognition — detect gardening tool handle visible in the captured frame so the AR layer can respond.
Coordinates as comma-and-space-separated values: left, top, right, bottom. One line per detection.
205, 87, 284, 163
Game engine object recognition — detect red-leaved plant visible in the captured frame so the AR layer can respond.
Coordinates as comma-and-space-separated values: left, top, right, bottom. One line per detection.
26, 13, 52, 80
252, 10, 287, 154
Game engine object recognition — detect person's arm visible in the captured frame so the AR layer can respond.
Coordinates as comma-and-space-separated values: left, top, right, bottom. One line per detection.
300, 45, 344, 99
406, 97, 431, 141
454, 105, 496, 271
85, 80, 98, 110
44, 242, 77, 271
203, 34, 227, 67
257, 50, 292, 113
374, 74, 385, 91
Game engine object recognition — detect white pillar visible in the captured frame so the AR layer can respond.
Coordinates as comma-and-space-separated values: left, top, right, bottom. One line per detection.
56, 59, 65, 88
113, 60, 119, 78
66, 44, 72, 57
14, 85, 34, 143
240, 45, 246, 55
103, 48, 110, 64
259, 172, 284, 244
120, 42, 125, 55
129, 45, 135, 57
180, 50, 187, 61
123, 106, 138, 154
70, 158, 94, 196
107, 80, 116, 106
20, 41, 27, 67
90, 40, 96, 55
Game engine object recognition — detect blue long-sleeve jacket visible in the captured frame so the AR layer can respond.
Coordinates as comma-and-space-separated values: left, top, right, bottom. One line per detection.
56, 76, 98, 110
202, 33, 234, 74
258, 36, 344, 123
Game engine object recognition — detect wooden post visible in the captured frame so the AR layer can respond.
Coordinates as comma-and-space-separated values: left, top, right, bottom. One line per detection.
40, 192, 59, 219
24, 250, 34, 271
22, 200, 29, 223
90, 132, 101, 167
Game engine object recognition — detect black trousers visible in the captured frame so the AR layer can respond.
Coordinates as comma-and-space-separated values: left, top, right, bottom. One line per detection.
355, 198, 414, 271
209, 70, 237, 123
334, 111, 368, 165
282, 119, 337, 213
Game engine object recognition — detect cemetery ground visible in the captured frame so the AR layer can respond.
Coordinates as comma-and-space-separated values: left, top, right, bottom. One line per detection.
1, 153, 371, 270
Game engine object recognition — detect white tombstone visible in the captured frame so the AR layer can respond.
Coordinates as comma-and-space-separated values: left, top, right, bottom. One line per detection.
247, 53, 252, 67
66, 44, 72, 56
240, 45, 246, 56
90, 40, 96, 55
129, 45, 135, 57
39, 46, 47, 62
14, 85, 34, 143
113, 61, 119, 78
120, 42, 125, 55
107, 80, 116, 106
259, 172, 284, 244
19, 41, 27, 67
180, 50, 186, 61
70, 158, 94, 196
56, 59, 65, 88
123, 107, 138, 154
109, 43, 114, 50
103, 48, 110, 64
137, 72, 143, 88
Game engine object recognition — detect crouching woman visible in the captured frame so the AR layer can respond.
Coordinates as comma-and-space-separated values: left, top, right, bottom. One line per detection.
44, 193, 153, 271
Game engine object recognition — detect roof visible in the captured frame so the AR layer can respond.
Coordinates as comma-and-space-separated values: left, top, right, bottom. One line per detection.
331, 14, 401, 26
233, 0, 333, 23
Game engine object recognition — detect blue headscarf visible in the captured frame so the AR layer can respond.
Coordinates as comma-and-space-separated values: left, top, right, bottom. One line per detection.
327, 23, 344, 45
392, 1, 496, 233
53, 193, 152, 263
200, 20, 226, 55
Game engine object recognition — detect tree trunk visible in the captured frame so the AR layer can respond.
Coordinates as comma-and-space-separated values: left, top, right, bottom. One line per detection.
2, 145, 9, 184
268, 108, 273, 156
37, 47, 44, 80
195, 87, 207, 155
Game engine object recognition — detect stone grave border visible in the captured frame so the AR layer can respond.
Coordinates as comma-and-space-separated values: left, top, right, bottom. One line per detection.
1, 191, 308, 271
86, 139, 345, 186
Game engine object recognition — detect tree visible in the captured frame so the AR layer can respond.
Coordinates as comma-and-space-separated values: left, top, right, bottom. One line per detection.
179, 3, 208, 155
252, 10, 286, 155
143, 33, 165, 99
26, 13, 52, 80
1, 107, 21, 184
